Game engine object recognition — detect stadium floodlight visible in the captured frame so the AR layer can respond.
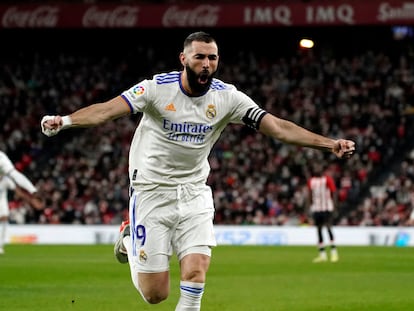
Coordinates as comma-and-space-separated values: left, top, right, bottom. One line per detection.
299, 38, 315, 49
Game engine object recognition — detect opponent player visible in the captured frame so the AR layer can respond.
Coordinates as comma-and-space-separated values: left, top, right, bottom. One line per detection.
41, 31, 355, 310
307, 164, 339, 263
0, 151, 43, 254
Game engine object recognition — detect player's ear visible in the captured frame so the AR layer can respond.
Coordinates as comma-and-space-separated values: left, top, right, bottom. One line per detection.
179, 52, 186, 66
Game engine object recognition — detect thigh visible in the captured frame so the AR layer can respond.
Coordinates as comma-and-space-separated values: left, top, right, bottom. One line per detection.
313, 212, 324, 227
174, 185, 217, 260
129, 189, 178, 273
325, 211, 334, 226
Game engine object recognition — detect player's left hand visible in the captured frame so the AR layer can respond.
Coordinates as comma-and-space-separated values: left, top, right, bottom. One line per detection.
333, 139, 355, 159
30, 192, 45, 210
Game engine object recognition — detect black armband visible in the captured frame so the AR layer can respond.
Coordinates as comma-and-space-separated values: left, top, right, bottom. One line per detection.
242, 107, 267, 130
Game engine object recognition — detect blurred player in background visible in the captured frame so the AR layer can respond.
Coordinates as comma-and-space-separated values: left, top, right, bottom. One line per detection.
41, 31, 355, 310
307, 163, 339, 263
408, 207, 414, 226
0, 151, 43, 254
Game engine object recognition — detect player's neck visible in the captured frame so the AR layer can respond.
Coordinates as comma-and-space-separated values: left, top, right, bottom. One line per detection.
180, 71, 200, 97
180, 71, 191, 94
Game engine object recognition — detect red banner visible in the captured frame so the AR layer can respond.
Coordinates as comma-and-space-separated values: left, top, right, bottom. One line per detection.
0, 1, 414, 28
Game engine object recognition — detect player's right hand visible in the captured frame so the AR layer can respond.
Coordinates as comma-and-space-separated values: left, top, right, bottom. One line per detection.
41, 115, 63, 137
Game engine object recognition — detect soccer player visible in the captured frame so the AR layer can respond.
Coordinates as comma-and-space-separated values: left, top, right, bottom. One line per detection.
0, 151, 43, 254
40, 31, 355, 310
307, 163, 339, 263
408, 207, 414, 226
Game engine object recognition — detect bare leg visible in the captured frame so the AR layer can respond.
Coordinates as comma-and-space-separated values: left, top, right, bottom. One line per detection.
175, 253, 210, 311
124, 235, 170, 304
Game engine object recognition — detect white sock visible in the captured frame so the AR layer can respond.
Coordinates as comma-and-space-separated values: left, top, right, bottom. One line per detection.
0, 220, 7, 249
175, 281, 205, 311
123, 235, 149, 303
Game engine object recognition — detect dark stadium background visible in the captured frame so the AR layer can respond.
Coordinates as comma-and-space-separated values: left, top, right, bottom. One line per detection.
1, 0, 414, 227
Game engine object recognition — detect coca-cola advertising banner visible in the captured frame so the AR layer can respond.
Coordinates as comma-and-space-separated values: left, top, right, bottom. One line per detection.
0, 1, 414, 29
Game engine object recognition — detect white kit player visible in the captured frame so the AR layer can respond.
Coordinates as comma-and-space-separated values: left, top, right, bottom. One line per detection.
0, 171, 16, 254
41, 31, 355, 310
0, 151, 43, 254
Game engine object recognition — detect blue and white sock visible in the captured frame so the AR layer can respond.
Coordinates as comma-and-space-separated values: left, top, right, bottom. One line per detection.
175, 281, 205, 311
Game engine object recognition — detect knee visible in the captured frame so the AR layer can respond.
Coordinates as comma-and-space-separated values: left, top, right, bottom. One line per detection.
133, 271, 170, 304
182, 269, 206, 283
138, 287, 169, 304
142, 292, 168, 305
180, 253, 210, 283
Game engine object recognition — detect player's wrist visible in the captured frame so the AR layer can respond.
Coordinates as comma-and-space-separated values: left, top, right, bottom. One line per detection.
61, 115, 72, 130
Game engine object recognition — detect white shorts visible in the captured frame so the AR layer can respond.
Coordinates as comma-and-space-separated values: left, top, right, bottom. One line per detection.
128, 183, 217, 273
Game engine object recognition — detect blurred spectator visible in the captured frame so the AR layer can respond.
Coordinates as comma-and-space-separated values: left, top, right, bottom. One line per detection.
2, 27, 414, 226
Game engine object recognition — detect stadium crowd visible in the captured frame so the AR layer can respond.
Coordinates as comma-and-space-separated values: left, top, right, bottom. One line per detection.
2, 27, 414, 226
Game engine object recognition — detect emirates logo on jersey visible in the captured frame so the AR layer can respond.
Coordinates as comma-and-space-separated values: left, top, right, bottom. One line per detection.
206, 104, 216, 119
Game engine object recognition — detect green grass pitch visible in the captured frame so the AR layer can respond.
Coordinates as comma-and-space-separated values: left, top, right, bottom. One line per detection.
1, 244, 413, 311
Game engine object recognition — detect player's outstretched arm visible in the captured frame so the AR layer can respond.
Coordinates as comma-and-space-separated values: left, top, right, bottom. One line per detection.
7, 167, 44, 210
259, 114, 355, 159
14, 187, 44, 210
41, 96, 131, 137
8, 169, 38, 194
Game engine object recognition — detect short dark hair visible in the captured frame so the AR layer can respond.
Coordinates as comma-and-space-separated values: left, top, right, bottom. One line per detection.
183, 31, 216, 49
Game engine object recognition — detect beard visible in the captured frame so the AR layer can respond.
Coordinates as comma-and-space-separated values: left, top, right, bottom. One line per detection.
185, 65, 215, 95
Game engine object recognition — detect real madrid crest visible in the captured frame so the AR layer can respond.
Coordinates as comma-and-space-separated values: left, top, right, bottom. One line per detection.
139, 249, 148, 263
206, 104, 216, 119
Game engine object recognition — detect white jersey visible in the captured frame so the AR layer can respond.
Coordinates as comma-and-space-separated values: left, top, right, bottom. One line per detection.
0, 151, 37, 194
308, 175, 336, 213
121, 71, 266, 186
0, 175, 16, 217
0, 151, 15, 177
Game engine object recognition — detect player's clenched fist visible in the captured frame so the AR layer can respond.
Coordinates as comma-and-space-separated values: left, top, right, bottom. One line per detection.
333, 139, 355, 159
40, 115, 72, 137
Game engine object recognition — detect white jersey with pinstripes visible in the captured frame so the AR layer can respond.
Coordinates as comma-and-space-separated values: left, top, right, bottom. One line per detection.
121, 71, 267, 186
308, 175, 336, 212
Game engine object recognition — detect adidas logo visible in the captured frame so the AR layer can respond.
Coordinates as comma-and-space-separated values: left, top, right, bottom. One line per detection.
165, 103, 176, 111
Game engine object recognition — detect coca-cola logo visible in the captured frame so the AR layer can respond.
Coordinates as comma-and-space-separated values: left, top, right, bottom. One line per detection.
2, 6, 59, 28
82, 6, 139, 27
162, 5, 220, 27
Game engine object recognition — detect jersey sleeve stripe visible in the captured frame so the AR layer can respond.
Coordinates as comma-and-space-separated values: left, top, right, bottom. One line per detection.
155, 72, 180, 84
